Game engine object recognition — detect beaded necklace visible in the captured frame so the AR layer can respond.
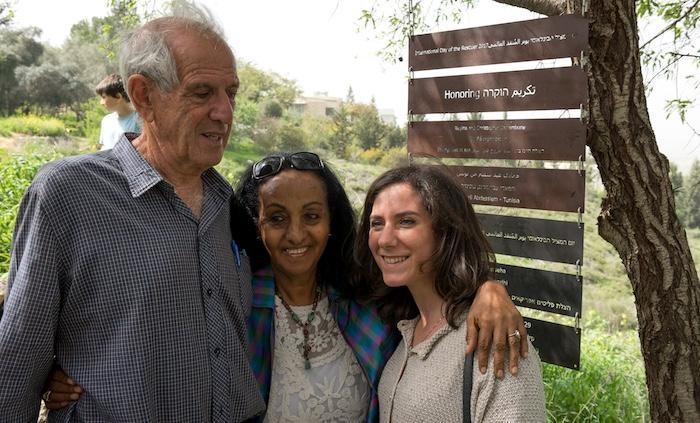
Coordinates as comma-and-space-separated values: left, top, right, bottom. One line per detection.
276, 286, 322, 370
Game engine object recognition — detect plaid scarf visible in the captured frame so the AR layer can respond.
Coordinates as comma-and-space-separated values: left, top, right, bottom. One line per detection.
246, 267, 400, 423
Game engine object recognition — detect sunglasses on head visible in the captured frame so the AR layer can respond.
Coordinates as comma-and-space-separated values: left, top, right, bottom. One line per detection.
252, 152, 325, 180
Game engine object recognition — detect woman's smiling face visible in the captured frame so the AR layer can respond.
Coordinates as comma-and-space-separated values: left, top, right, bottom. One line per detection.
256, 169, 331, 285
368, 182, 437, 290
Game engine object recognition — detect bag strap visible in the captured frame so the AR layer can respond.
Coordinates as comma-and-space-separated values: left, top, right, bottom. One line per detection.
463, 352, 474, 423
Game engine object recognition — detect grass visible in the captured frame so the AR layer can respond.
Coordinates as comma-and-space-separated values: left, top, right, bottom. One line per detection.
217, 138, 264, 185
329, 158, 388, 214
544, 318, 649, 422
0, 151, 62, 273
0, 115, 67, 137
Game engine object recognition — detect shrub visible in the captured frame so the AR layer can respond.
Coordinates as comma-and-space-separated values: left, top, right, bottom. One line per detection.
358, 147, 384, 164
329, 159, 387, 213
0, 153, 59, 274
299, 115, 334, 154
0, 115, 66, 137
263, 100, 284, 118
58, 97, 104, 143
218, 139, 266, 186
543, 314, 649, 422
379, 146, 409, 167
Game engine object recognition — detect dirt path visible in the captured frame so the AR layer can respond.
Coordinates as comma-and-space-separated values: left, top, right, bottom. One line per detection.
0, 136, 23, 151
0, 135, 89, 154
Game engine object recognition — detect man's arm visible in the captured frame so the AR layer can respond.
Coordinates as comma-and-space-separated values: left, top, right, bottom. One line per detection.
0, 182, 61, 421
466, 280, 528, 379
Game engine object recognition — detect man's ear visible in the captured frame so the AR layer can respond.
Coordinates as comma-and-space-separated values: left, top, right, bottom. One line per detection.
128, 74, 155, 122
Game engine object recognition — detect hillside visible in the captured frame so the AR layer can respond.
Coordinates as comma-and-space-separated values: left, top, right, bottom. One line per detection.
2, 135, 699, 329
8, 134, 700, 420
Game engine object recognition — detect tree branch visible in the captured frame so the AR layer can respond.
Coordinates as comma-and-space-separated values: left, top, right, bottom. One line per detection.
646, 54, 684, 86
0, 2, 13, 27
669, 52, 700, 59
493, 0, 568, 16
640, 0, 700, 50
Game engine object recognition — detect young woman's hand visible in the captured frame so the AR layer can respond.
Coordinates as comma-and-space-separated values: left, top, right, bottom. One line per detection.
466, 280, 528, 379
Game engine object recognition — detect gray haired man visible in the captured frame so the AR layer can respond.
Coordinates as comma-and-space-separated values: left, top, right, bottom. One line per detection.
0, 4, 264, 422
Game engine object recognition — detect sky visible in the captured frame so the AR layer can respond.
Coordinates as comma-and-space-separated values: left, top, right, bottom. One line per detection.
10, 0, 699, 171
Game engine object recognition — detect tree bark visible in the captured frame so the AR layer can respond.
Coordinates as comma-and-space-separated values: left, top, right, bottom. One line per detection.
495, 0, 572, 15
495, 0, 700, 420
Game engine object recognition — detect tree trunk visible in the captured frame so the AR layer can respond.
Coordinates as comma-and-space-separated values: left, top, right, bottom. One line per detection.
496, 0, 700, 420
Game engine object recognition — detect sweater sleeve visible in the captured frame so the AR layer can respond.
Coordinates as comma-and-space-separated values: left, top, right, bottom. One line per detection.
471, 339, 546, 422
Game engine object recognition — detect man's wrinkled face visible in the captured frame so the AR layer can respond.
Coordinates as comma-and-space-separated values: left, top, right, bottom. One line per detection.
149, 31, 239, 174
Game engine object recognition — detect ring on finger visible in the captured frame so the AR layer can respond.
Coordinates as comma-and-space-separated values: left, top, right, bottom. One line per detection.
508, 329, 521, 340
42, 390, 52, 402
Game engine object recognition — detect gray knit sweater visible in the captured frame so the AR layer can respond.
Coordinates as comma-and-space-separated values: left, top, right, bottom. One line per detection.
378, 315, 546, 422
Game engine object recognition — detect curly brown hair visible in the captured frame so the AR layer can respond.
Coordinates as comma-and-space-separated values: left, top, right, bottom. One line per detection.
354, 164, 495, 328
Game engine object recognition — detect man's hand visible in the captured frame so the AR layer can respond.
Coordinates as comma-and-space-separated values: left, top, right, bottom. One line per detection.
466, 280, 528, 379
42, 367, 82, 410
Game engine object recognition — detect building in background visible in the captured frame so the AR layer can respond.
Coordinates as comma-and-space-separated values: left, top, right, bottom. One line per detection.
291, 94, 342, 117
378, 108, 397, 126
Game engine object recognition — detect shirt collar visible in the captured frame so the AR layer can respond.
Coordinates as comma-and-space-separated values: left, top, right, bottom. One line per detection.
397, 314, 465, 360
113, 134, 232, 200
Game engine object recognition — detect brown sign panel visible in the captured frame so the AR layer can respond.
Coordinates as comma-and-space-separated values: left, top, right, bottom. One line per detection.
450, 166, 585, 213
477, 213, 583, 264
409, 15, 589, 71
524, 317, 581, 369
408, 67, 587, 114
408, 119, 586, 161
496, 264, 582, 317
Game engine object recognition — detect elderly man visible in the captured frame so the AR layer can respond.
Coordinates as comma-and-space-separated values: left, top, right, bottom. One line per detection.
0, 5, 264, 422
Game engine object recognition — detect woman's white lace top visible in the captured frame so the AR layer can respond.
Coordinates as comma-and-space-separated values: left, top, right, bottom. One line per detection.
263, 295, 370, 422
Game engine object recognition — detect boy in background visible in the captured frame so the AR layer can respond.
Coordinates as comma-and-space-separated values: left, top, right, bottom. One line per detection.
95, 74, 141, 150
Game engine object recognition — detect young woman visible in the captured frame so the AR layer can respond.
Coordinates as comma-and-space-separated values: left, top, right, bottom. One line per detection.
355, 165, 545, 422
43, 153, 529, 422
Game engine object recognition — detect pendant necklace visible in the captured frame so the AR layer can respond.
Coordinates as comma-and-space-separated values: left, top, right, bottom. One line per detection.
276, 285, 322, 370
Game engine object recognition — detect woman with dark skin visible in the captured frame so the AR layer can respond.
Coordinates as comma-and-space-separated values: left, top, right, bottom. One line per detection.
43, 153, 527, 422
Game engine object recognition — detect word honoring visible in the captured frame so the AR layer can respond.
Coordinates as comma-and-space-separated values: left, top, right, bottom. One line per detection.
408, 67, 587, 114
443, 84, 536, 100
